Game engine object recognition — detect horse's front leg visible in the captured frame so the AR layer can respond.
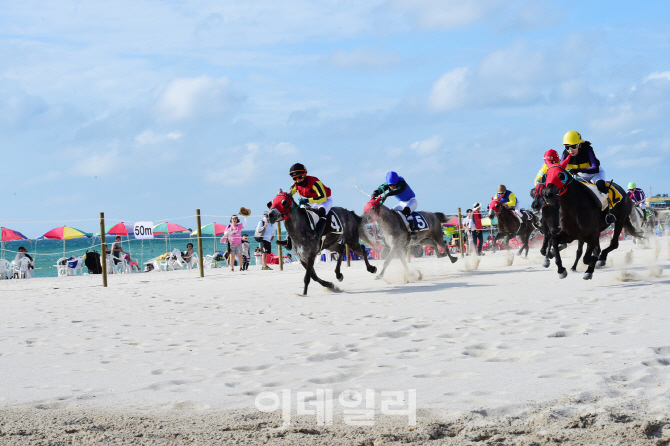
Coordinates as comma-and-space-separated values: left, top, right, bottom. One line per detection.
301, 260, 311, 296
597, 219, 624, 267
582, 238, 600, 280
551, 236, 567, 278
332, 243, 345, 282
307, 258, 334, 290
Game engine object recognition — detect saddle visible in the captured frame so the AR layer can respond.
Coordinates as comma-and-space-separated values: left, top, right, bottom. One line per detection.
396, 210, 429, 232
306, 210, 343, 236
575, 179, 623, 211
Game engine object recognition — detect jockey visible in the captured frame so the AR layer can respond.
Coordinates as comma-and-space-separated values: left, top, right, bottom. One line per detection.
288, 163, 332, 241
372, 171, 418, 239
496, 184, 525, 231
627, 182, 647, 219
560, 130, 609, 194
534, 149, 561, 185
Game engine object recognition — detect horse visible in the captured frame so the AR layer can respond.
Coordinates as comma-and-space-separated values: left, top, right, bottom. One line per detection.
487, 197, 538, 257
531, 187, 596, 273
358, 196, 457, 281
266, 190, 377, 295
532, 159, 641, 280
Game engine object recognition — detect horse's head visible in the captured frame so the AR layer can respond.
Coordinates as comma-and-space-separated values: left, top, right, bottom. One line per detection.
541, 182, 561, 207
543, 155, 572, 198
266, 189, 295, 223
363, 196, 383, 221
487, 197, 501, 218
531, 184, 545, 212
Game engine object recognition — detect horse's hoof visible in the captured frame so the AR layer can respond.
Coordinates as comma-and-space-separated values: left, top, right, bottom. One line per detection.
596, 260, 606, 268
558, 270, 567, 279
542, 259, 550, 268
336, 274, 343, 282
583, 272, 593, 280
570, 267, 577, 272
450, 257, 458, 264
375, 275, 382, 280
369, 266, 377, 274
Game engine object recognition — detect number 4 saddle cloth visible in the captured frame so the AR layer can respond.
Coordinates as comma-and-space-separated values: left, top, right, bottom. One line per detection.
306, 210, 344, 235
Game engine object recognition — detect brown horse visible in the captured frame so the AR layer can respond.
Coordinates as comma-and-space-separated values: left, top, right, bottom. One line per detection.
487, 197, 538, 257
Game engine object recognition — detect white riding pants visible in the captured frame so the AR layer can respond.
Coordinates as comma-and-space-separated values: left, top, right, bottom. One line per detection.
306, 197, 333, 215
392, 197, 418, 213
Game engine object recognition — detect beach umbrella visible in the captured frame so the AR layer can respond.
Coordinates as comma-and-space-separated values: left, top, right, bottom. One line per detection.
191, 222, 227, 254
153, 222, 189, 253
42, 226, 92, 257
1, 227, 28, 259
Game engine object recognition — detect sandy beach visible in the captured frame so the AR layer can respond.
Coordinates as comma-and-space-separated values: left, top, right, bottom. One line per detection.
1, 239, 670, 445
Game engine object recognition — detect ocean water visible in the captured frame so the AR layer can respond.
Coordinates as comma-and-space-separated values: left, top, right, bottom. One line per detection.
0, 231, 288, 278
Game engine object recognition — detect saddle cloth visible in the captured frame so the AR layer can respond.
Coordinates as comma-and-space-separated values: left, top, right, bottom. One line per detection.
576, 180, 623, 211
306, 210, 344, 235
396, 211, 429, 231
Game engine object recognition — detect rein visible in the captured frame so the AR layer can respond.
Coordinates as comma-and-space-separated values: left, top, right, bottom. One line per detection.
546, 164, 574, 196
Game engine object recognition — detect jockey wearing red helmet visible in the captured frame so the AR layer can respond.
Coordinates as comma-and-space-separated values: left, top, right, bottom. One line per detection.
534, 149, 561, 186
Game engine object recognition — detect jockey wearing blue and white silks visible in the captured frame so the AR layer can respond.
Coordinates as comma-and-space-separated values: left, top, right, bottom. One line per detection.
372, 171, 418, 237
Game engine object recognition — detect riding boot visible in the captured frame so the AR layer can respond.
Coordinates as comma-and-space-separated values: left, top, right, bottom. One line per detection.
408, 219, 418, 240
310, 218, 327, 241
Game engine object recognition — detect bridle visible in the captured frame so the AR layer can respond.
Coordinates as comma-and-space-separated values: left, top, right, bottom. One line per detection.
364, 196, 383, 223
546, 164, 574, 197
272, 191, 299, 221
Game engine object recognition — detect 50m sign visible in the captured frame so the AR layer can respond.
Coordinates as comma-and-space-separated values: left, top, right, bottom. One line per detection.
134, 221, 154, 239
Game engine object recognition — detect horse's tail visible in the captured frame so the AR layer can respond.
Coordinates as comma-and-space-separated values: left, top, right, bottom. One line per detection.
624, 215, 645, 239
356, 212, 383, 250
434, 212, 451, 224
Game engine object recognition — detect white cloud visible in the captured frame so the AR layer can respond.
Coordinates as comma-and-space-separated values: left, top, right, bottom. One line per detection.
275, 142, 299, 155
70, 149, 122, 178
410, 135, 443, 155
205, 143, 259, 185
329, 47, 401, 69
135, 130, 183, 145
645, 71, 670, 82
156, 76, 233, 122
427, 67, 470, 112
388, 0, 498, 30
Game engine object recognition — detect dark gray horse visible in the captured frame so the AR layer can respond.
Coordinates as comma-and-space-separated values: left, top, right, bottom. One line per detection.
266, 190, 377, 295
532, 162, 641, 280
358, 196, 457, 282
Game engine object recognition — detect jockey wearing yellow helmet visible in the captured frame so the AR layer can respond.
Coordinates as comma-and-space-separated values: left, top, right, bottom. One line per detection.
560, 130, 609, 194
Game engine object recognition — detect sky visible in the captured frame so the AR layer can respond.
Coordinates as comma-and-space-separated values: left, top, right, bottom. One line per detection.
1, 0, 670, 237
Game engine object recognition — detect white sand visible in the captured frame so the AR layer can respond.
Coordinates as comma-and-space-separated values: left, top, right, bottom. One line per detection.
1, 239, 670, 444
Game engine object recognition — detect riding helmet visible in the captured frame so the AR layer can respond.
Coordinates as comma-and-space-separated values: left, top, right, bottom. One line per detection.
386, 171, 399, 185
497, 184, 507, 194
563, 130, 583, 146
289, 163, 307, 178
544, 149, 560, 164
628, 182, 636, 190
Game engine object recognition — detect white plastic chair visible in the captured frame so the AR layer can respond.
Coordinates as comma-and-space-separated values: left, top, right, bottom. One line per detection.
17, 257, 33, 279
203, 255, 214, 269
186, 252, 198, 270
56, 257, 69, 277
166, 249, 186, 270
0, 259, 10, 279
68, 256, 85, 276
107, 254, 125, 274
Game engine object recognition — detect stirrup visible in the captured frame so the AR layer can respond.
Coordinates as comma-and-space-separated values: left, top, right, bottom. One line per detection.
606, 213, 616, 224
409, 231, 417, 240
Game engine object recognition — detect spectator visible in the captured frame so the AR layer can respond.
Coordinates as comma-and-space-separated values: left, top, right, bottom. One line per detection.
144, 263, 154, 272
221, 214, 246, 272
182, 243, 195, 263
471, 202, 484, 255
124, 253, 140, 271
241, 234, 251, 271
256, 211, 276, 271
111, 236, 126, 265
14, 246, 34, 278
285, 253, 293, 264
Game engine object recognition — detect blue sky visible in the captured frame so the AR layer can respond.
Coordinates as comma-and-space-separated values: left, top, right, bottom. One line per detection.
2, 0, 670, 236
